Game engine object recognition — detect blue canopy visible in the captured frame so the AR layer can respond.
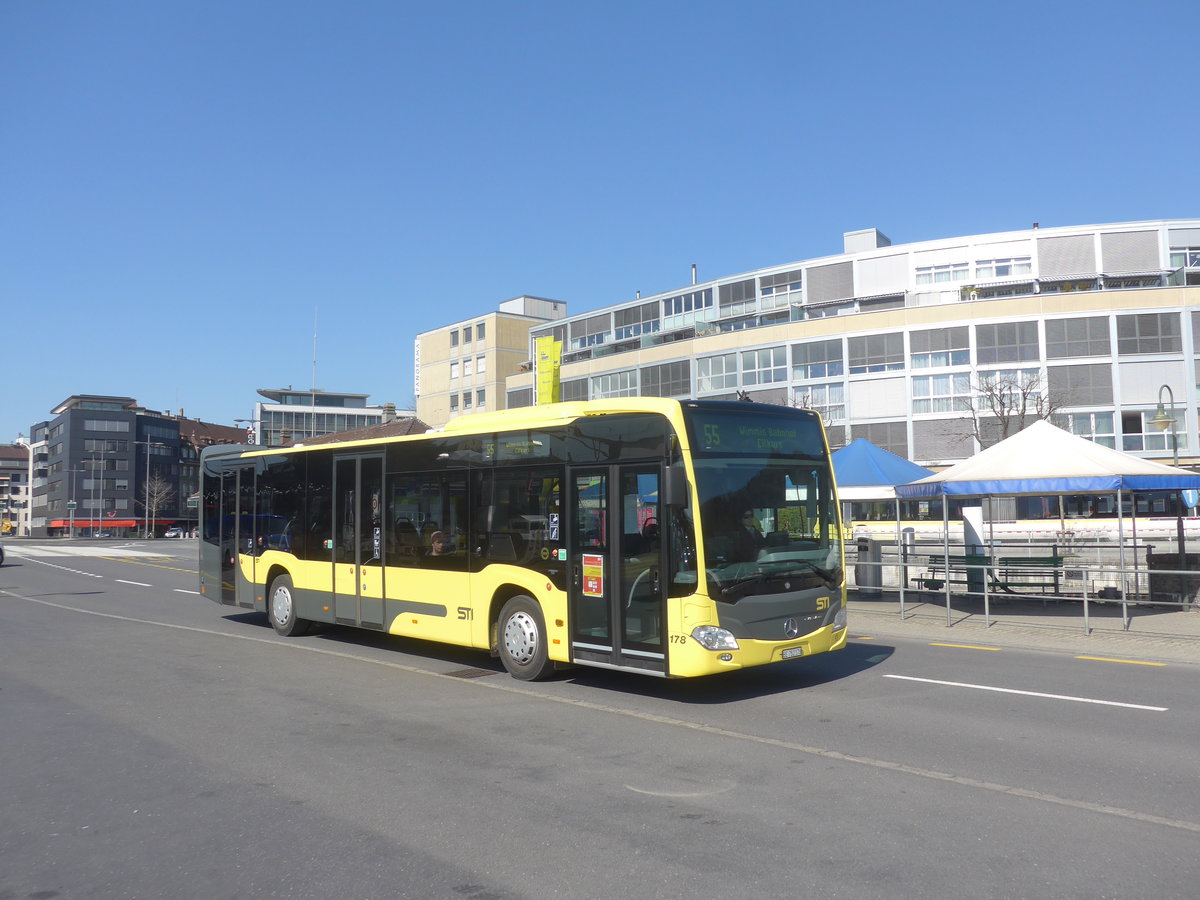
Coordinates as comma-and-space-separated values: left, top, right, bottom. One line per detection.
832, 438, 933, 500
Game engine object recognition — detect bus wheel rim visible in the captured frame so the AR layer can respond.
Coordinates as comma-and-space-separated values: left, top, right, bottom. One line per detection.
272, 586, 292, 623
503, 611, 538, 664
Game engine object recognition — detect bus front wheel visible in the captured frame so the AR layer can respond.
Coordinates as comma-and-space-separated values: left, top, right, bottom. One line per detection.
497, 595, 554, 681
268, 574, 310, 637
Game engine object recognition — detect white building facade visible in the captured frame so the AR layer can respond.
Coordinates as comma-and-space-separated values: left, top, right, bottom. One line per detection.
505, 219, 1200, 467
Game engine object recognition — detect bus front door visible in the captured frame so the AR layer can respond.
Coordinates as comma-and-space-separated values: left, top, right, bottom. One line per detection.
569, 465, 665, 675
332, 455, 385, 629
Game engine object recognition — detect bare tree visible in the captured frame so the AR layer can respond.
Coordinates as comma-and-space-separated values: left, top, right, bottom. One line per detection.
139, 474, 176, 534
966, 370, 1060, 448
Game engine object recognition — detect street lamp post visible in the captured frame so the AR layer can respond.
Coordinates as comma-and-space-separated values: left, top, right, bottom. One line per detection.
1151, 384, 1179, 466
15, 435, 33, 537
1151, 383, 1187, 583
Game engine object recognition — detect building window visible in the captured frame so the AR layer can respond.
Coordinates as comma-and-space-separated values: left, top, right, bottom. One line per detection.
662, 289, 714, 331
463, 357, 473, 378
852, 421, 908, 457
1116, 312, 1181, 355
449, 394, 459, 412
614, 302, 660, 341
476, 355, 486, 375
910, 327, 969, 368
794, 382, 845, 423
476, 322, 485, 343
912, 373, 972, 413
449, 360, 459, 380
718, 279, 757, 318
570, 313, 612, 350
791, 339, 844, 380
848, 333, 904, 374
697, 353, 738, 392
560, 378, 588, 402
463, 325, 472, 344
476, 389, 486, 409
1045, 316, 1110, 358
84, 419, 130, 433
463, 391, 472, 409
975, 257, 1032, 279
976, 321, 1039, 364
640, 360, 690, 397
1121, 409, 1187, 453
915, 262, 968, 284
1169, 247, 1200, 268
450, 330, 459, 348
591, 370, 638, 398
1051, 412, 1116, 449
1047, 364, 1113, 406
759, 269, 803, 311
741, 346, 787, 385
977, 368, 1042, 407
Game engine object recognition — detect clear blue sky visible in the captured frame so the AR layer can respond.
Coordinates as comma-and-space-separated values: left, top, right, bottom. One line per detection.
3, 0, 1194, 440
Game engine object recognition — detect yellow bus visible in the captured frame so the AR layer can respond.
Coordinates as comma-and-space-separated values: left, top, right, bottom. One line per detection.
199, 398, 847, 679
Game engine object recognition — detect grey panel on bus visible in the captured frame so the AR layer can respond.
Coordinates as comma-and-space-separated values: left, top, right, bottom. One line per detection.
1038, 234, 1096, 276
806, 261, 854, 304
1100, 230, 1158, 273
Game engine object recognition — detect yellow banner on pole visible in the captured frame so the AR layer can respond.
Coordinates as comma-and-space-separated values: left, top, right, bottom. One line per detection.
535, 336, 561, 404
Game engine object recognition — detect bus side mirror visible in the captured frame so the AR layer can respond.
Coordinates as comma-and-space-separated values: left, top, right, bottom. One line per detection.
663, 468, 687, 508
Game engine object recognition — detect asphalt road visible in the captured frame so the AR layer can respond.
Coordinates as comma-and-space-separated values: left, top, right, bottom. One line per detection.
2, 539, 1199, 899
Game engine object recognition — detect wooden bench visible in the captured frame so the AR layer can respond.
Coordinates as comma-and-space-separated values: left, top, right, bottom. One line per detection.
911, 553, 1065, 604
912, 554, 993, 591
991, 556, 1064, 597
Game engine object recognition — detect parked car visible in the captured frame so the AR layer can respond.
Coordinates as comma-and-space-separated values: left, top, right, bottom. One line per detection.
164, 527, 184, 538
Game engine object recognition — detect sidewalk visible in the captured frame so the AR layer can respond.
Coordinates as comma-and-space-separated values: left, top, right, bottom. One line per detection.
847, 589, 1200, 665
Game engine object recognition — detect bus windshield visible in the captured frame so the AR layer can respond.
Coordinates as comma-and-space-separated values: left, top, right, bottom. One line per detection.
683, 406, 842, 601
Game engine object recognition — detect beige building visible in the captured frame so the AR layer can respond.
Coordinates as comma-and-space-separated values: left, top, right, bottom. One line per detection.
415, 296, 566, 428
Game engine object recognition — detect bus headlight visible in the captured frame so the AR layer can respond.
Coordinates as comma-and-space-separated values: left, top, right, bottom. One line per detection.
833, 607, 847, 631
691, 625, 739, 651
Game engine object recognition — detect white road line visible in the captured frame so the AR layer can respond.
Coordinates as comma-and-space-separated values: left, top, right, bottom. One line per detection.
14, 556, 103, 578
116, 579, 151, 587
883, 674, 1167, 712
173, 589, 200, 595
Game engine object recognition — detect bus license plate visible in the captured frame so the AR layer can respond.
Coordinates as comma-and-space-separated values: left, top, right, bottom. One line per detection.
782, 646, 804, 660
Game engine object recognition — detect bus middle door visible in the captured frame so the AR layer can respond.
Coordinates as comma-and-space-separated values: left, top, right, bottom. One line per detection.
332, 455, 385, 628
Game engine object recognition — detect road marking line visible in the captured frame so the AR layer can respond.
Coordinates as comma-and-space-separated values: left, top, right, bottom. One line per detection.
1076, 655, 1167, 667
931, 642, 1003, 652
173, 589, 200, 595
883, 674, 1167, 711
6, 587, 1197, 835
116, 579, 151, 587
15, 556, 103, 578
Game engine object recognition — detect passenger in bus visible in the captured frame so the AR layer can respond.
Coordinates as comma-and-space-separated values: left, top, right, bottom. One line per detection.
428, 531, 451, 555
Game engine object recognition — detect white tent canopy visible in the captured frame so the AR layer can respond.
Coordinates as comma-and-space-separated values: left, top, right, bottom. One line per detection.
896, 420, 1200, 499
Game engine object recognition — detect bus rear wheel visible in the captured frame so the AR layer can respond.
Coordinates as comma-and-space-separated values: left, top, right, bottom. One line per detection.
268, 574, 310, 637
497, 595, 554, 681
